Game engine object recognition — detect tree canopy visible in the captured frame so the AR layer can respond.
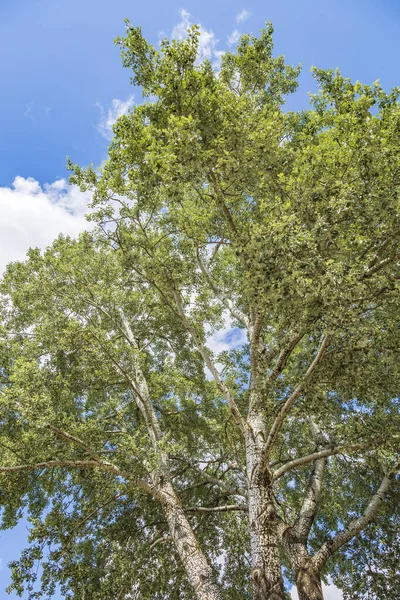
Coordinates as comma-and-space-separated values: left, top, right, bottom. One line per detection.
0, 22, 399, 600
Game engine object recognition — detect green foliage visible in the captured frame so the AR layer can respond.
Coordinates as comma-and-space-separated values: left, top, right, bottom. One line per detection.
1, 20, 399, 599
331, 502, 400, 599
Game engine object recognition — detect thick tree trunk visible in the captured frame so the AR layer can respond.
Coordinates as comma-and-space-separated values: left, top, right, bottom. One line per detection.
248, 477, 286, 600
120, 314, 221, 598
295, 562, 324, 600
246, 421, 286, 600
161, 482, 222, 600
282, 532, 324, 600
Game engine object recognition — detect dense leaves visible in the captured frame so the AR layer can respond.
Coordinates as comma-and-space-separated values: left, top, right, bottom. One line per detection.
0, 21, 399, 600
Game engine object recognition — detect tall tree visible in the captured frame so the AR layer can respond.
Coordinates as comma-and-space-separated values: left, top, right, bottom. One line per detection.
1, 22, 399, 600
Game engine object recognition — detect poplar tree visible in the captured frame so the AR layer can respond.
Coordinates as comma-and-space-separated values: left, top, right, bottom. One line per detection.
1, 23, 399, 600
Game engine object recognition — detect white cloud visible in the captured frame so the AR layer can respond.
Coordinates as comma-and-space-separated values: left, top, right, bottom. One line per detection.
0, 177, 91, 275
171, 9, 221, 66
204, 316, 247, 380
206, 310, 247, 355
171, 9, 193, 41
96, 95, 134, 141
227, 29, 241, 46
291, 579, 343, 599
236, 9, 250, 24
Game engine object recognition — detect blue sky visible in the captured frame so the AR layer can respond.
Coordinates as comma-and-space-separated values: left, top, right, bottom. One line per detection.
0, 0, 399, 597
1, 0, 400, 188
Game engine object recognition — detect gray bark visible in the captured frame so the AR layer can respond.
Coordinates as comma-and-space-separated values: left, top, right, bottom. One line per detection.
295, 563, 324, 600
292, 457, 327, 542
282, 532, 324, 600
246, 414, 286, 600
120, 311, 222, 600
161, 482, 223, 600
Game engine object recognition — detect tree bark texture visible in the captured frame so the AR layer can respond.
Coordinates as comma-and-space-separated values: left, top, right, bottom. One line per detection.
246, 419, 286, 600
282, 531, 324, 600
161, 482, 222, 600
295, 563, 324, 600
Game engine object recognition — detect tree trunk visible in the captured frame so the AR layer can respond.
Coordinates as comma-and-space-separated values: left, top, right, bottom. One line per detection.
246, 423, 286, 600
295, 562, 324, 600
282, 531, 324, 600
161, 482, 222, 600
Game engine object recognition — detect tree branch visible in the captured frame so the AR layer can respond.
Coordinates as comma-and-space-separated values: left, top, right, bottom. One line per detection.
57, 491, 126, 560
0, 459, 161, 498
292, 456, 326, 542
173, 290, 246, 434
98, 309, 164, 447
209, 173, 238, 235
172, 456, 247, 498
282, 419, 328, 542
273, 443, 368, 480
263, 335, 330, 459
267, 331, 305, 383
185, 504, 248, 513
196, 248, 251, 331
149, 534, 173, 550
312, 461, 400, 570
0, 459, 100, 472
46, 424, 102, 461
361, 255, 397, 280
249, 312, 264, 385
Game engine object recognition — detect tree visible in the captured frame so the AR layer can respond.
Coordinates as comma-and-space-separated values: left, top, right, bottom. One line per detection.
0, 21, 399, 600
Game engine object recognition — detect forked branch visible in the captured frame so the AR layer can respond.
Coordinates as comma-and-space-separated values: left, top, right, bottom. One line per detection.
263, 335, 330, 459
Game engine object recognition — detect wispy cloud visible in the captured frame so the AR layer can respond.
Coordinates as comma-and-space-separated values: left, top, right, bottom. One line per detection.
227, 29, 241, 46
171, 9, 221, 67
96, 95, 134, 141
236, 9, 251, 24
171, 9, 192, 41
24, 102, 36, 122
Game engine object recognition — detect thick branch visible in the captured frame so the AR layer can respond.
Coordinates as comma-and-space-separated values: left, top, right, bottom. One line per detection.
312, 462, 399, 570
273, 444, 368, 480
292, 457, 327, 542
263, 335, 330, 459
185, 504, 248, 513
118, 309, 163, 444
97, 309, 223, 598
